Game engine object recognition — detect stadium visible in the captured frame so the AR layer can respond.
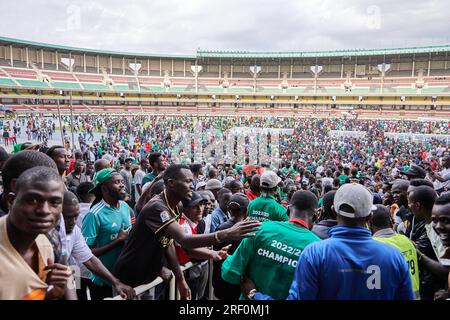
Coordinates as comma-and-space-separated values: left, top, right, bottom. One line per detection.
1, 35, 449, 119
1, 0, 450, 307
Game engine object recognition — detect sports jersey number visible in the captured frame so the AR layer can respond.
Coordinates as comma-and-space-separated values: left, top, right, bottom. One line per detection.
270, 240, 301, 256
406, 259, 416, 275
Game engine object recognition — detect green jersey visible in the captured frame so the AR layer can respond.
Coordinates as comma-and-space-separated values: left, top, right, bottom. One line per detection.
338, 174, 348, 185
247, 194, 288, 222
222, 221, 321, 299
141, 172, 157, 188
82, 200, 132, 287
374, 232, 420, 300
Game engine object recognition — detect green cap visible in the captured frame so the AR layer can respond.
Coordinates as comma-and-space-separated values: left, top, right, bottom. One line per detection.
13, 143, 24, 154
90, 168, 117, 192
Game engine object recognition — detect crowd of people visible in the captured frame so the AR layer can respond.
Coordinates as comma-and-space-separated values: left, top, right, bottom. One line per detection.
0, 113, 448, 300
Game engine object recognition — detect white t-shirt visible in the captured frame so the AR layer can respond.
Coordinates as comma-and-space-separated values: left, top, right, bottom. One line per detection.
134, 169, 145, 202
322, 177, 333, 187
77, 203, 92, 229
433, 167, 450, 191
425, 223, 450, 266
66, 225, 94, 265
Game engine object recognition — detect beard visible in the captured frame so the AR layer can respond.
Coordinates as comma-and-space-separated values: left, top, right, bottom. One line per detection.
109, 188, 126, 201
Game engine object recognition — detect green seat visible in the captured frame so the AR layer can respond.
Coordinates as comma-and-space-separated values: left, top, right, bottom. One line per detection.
112, 84, 136, 91
0, 78, 17, 86
393, 87, 417, 94
228, 87, 253, 93
169, 86, 191, 93
82, 83, 110, 90
286, 87, 308, 94
16, 79, 49, 88
256, 87, 284, 94
141, 85, 165, 92
421, 87, 447, 94
351, 88, 371, 94
52, 82, 82, 90
200, 86, 224, 93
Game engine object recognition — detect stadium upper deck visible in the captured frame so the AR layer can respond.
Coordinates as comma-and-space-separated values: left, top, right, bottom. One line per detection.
0, 36, 449, 117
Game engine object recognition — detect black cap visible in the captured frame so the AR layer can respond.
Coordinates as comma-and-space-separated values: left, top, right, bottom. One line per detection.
227, 193, 250, 210
185, 192, 206, 208
402, 165, 426, 179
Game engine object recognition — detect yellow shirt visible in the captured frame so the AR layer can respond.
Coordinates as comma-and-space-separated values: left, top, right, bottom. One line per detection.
0, 216, 54, 300
374, 232, 420, 300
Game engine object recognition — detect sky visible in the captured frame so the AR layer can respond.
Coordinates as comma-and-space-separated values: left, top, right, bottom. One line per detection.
0, 0, 449, 55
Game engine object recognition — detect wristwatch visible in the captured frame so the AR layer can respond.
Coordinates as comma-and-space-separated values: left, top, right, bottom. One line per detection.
247, 289, 257, 300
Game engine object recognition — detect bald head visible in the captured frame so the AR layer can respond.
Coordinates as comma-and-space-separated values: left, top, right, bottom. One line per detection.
94, 159, 110, 172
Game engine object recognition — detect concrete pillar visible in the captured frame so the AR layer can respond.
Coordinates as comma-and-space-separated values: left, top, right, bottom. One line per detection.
26, 47, 29, 68
10, 45, 13, 67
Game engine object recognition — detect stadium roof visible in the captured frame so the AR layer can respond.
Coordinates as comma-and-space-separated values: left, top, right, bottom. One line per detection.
1, 35, 450, 60
197, 45, 450, 59
0, 36, 196, 59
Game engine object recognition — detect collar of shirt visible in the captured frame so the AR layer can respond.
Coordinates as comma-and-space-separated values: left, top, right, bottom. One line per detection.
101, 199, 120, 209
288, 218, 309, 229
373, 228, 395, 238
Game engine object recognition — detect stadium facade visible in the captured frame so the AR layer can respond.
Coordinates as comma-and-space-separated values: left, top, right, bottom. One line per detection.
0, 36, 449, 118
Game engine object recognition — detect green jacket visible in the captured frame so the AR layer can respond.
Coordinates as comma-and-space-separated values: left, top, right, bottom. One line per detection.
247, 194, 288, 222
222, 221, 321, 299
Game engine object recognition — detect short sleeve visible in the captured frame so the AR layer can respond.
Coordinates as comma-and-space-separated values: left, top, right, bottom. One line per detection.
70, 226, 94, 264
142, 202, 176, 235
135, 171, 144, 185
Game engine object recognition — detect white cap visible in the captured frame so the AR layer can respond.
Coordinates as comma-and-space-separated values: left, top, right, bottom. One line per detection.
334, 183, 377, 218
260, 170, 282, 189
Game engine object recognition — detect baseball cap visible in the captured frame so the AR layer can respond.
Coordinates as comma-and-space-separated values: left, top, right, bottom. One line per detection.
402, 165, 426, 179
195, 181, 207, 190
227, 193, 250, 210
206, 179, 222, 190
260, 170, 281, 188
185, 192, 206, 208
222, 176, 235, 187
334, 183, 377, 218
90, 168, 118, 192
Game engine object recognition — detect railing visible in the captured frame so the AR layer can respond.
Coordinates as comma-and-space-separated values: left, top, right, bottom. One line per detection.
106, 260, 214, 300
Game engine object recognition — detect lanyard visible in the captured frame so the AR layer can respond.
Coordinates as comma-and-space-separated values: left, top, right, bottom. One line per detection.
289, 218, 309, 229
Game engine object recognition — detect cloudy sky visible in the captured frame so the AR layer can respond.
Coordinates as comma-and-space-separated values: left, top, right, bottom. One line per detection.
0, 0, 448, 55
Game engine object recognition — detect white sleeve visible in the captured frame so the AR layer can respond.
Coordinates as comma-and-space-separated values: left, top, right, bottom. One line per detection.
135, 170, 144, 185
70, 226, 94, 264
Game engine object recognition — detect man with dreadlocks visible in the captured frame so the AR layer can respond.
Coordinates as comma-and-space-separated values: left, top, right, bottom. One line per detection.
81, 168, 134, 299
